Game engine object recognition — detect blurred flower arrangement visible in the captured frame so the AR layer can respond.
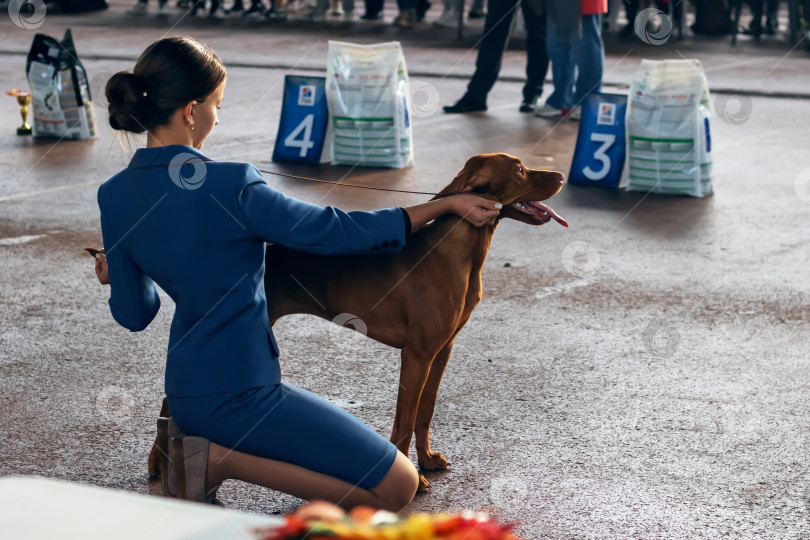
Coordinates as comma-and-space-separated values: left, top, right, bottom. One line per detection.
253, 501, 523, 540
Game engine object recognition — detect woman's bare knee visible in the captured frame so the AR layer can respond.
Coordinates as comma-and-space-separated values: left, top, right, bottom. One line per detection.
371, 451, 419, 511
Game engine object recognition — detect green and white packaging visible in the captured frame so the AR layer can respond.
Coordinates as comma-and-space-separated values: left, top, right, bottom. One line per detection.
622, 59, 713, 197
325, 40, 414, 169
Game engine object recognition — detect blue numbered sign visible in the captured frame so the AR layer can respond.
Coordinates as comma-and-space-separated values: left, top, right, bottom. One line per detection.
568, 93, 627, 188
273, 75, 328, 163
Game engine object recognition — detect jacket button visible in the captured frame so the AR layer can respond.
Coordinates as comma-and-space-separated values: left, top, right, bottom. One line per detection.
391, 239, 400, 247
371, 245, 380, 251
381, 241, 390, 248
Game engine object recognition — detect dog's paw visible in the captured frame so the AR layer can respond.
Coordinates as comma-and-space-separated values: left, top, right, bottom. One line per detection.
418, 450, 450, 471
417, 474, 431, 492
147, 445, 161, 479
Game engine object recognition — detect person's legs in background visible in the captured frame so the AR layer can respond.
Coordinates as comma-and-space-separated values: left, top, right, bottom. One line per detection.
572, 12, 605, 113
537, 15, 575, 116
620, 0, 640, 35
765, 0, 780, 34
520, 0, 549, 112
394, 0, 417, 27
361, 0, 383, 19
416, 0, 431, 22
443, 0, 518, 112
225, 0, 243, 13
209, 0, 224, 17
244, 0, 266, 15
127, 0, 148, 13
469, 0, 485, 18
434, 0, 460, 27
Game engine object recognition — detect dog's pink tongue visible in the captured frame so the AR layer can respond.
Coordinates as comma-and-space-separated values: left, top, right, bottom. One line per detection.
534, 202, 568, 228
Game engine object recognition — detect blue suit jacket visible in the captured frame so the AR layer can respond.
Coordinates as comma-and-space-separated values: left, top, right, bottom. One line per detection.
98, 145, 408, 397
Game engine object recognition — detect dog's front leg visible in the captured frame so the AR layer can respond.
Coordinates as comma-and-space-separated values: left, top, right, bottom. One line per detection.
390, 347, 434, 491
414, 338, 456, 472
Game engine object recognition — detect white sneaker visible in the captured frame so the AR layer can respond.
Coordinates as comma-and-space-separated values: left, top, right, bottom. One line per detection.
330, 0, 343, 15
127, 1, 148, 14
567, 106, 582, 121
433, 8, 459, 27
210, 6, 225, 18
535, 103, 564, 118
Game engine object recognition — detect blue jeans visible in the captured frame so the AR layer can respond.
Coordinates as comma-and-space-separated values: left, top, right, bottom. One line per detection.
545, 14, 604, 111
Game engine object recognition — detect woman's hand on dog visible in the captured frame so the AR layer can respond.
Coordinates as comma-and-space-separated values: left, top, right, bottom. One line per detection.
449, 194, 502, 227
94, 252, 109, 285
404, 195, 501, 232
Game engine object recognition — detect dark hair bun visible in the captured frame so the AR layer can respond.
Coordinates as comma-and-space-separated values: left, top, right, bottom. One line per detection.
105, 37, 226, 134
105, 72, 157, 134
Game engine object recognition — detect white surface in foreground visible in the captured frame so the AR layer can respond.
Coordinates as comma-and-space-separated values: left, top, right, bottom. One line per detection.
0, 477, 283, 540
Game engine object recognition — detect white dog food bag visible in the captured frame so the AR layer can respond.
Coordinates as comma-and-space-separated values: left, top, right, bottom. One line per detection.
325, 40, 414, 169
25, 29, 97, 140
622, 59, 713, 197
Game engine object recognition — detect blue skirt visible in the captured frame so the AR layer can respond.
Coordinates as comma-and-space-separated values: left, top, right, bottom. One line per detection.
168, 383, 398, 490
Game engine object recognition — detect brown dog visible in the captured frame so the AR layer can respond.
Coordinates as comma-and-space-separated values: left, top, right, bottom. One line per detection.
133, 153, 565, 492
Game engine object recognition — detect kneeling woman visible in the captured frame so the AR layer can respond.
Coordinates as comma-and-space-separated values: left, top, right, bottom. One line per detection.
94, 36, 500, 511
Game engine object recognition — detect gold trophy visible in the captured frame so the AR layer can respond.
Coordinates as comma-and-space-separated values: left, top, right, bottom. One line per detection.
7, 89, 33, 135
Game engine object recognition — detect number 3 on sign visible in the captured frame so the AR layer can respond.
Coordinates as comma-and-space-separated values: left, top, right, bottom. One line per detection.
583, 133, 616, 181
284, 114, 316, 158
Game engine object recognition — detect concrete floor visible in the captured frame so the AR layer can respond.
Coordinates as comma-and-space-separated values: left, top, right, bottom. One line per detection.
1, 2, 810, 539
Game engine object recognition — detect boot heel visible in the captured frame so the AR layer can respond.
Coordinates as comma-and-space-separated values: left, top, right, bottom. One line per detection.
172, 436, 217, 504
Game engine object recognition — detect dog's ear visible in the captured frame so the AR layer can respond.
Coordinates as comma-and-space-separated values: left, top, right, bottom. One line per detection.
431, 156, 485, 200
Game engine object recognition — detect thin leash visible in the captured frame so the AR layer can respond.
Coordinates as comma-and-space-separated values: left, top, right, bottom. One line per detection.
256, 168, 443, 197
161, 158, 444, 197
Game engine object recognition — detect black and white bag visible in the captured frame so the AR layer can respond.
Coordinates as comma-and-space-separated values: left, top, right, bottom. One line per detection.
26, 28, 97, 140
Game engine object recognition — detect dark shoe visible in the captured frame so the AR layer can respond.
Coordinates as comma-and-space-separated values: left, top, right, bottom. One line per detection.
416, 1, 430, 22
765, 17, 778, 35
742, 23, 763, 37
171, 435, 220, 504
519, 97, 538, 113
360, 11, 382, 20
468, 8, 484, 18
443, 98, 487, 114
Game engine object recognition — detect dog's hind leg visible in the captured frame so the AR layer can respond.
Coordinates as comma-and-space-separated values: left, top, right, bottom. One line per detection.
390, 345, 437, 491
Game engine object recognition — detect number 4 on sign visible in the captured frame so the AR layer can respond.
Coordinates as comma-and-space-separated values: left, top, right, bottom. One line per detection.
583, 133, 616, 181
284, 114, 316, 158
